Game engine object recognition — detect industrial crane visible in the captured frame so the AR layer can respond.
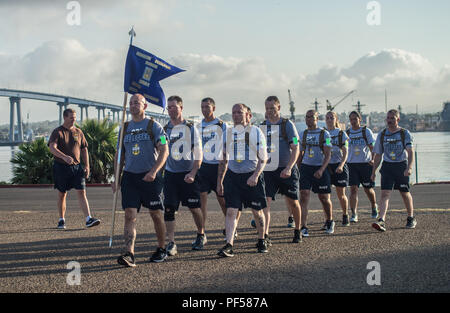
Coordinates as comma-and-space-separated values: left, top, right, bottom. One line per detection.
326, 90, 356, 111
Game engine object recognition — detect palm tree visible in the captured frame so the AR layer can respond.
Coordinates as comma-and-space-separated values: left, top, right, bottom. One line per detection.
79, 119, 118, 183
11, 137, 54, 184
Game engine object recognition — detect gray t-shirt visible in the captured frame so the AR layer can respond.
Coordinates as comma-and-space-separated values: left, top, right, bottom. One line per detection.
299, 128, 332, 166
117, 118, 167, 174
199, 118, 227, 165
328, 128, 349, 164
373, 128, 413, 163
347, 127, 375, 163
226, 125, 268, 174
261, 118, 299, 171
165, 120, 202, 173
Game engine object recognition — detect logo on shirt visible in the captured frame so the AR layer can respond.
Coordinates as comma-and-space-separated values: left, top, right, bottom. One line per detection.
132, 143, 140, 155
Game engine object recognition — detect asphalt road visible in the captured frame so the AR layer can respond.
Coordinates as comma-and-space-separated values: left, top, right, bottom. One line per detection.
0, 184, 449, 295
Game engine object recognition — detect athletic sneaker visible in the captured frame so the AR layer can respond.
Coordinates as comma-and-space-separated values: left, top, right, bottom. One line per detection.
251, 219, 257, 228
257, 239, 268, 253
300, 226, 309, 237
287, 216, 295, 228
86, 217, 101, 228
149, 247, 167, 263
350, 213, 358, 223
292, 229, 302, 243
372, 218, 386, 232
117, 252, 136, 267
342, 214, 350, 226
57, 219, 66, 230
406, 216, 417, 229
264, 234, 272, 247
217, 243, 234, 257
371, 205, 379, 219
166, 241, 177, 256
325, 220, 335, 234
192, 234, 207, 250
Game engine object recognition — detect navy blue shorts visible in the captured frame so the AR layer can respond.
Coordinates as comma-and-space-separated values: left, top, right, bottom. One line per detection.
163, 170, 201, 210
328, 163, 349, 187
264, 166, 299, 200
380, 161, 410, 192
299, 164, 331, 194
53, 162, 86, 193
348, 162, 375, 188
223, 170, 267, 211
198, 162, 219, 194
121, 171, 164, 212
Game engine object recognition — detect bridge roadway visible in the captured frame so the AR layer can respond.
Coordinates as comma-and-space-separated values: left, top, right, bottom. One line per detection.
0, 183, 448, 296
1, 88, 170, 146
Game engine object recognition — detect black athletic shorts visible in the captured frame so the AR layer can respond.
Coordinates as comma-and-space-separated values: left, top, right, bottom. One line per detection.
163, 170, 201, 210
53, 161, 86, 193
348, 162, 375, 188
328, 163, 349, 187
299, 163, 331, 194
198, 162, 219, 194
223, 170, 267, 211
380, 161, 410, 192
264, 166, 299, 200
121, 171, 164, 212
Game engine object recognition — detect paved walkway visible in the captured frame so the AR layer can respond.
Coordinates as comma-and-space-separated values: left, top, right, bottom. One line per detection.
0, 184, 449, 294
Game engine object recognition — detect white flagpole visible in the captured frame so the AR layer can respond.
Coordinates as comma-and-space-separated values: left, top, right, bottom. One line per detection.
109, 27, 136, 248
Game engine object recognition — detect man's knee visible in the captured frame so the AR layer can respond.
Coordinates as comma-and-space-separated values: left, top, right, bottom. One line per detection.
164, 206, 176, 221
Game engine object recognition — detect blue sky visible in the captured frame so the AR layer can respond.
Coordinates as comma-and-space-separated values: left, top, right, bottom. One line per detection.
1, 0, 449, 123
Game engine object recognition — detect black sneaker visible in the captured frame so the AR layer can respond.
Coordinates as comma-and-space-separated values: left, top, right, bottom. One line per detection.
218, 243, 234, 257
265, 234, 272, 247
342, 214, 350, 226
192, 233, 206, 250
287, 216, 295, 228
325, 220, 335, 234
257, 239, 268, 253
292, 229, 302, 243
149, 247, 167, 263
166, 241, 177, 256
117, 252, 136, 267
300, 226, 309, 237
406, 216, 417, 229
86, 217, 101, 228
57, 219, 66, 230
372, 218, 386, 232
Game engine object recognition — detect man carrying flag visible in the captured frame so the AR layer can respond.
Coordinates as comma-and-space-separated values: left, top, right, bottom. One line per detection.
113, 94, 169, 267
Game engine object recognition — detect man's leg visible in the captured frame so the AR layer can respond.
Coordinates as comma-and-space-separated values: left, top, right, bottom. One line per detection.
363, 187, 377, 209
189, 207, 205, 235
76, 189, 91, 218
300, 190, 310, 227
285, 197, 301, 230
263, 197, 272, 236
336, 187, 349, 215
318, 193, 333, 221
57, 191, 67, 219
400, 191, 414, 217
200, 192, 209, 229
377, 190, 391, 221
149, 210, 166, 249
225, 208, 239, 245
124, 208, 138, 254
252, 209, 266, 240
349, 185, 359, 215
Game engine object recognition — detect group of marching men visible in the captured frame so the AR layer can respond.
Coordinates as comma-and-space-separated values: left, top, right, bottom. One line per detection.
47, 93, 417, 267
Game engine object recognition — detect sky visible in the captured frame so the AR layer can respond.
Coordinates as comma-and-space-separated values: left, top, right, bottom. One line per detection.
1, 0, 450, 124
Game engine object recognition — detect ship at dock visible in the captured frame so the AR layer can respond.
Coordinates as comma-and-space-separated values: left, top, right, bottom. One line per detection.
438, 101, 450, 131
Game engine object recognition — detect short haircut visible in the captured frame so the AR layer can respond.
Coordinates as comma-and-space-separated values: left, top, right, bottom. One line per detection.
265, 96, 280, 104
201, 97, 215, 106
349, 111, 362, 120
387, 109, 400, 118
168, 95, 183, 104
63, 108, 76, 117
306, 109, 318, 118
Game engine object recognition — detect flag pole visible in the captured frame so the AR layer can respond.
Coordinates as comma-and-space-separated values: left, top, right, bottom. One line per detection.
109, 27, 136, 248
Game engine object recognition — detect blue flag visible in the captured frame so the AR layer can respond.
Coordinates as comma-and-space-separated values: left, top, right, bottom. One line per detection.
124, 45, 185, 109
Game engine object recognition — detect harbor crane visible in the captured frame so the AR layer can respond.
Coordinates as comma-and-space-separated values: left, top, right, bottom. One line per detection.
326, 90, 356, 111
288, 89, 295, 121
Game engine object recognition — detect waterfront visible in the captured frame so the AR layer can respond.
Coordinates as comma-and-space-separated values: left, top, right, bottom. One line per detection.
0, 131, 449, 184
